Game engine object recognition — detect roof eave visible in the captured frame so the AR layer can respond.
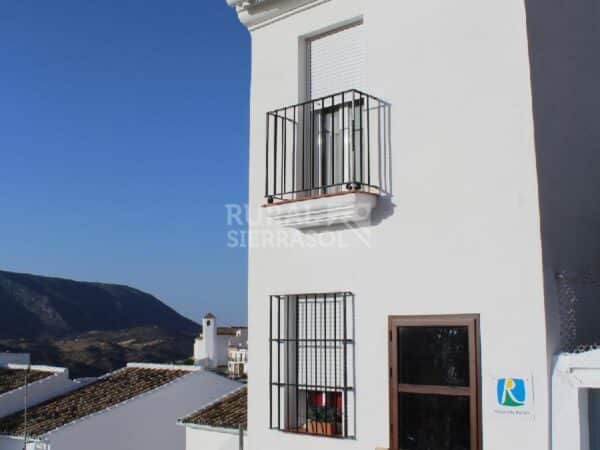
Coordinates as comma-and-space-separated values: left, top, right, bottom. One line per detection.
177, 421, 247, 435
226, 0, 324, 30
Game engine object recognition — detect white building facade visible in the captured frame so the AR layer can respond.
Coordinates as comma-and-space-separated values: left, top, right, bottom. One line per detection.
226, 1, 600, 450
227, 345, 248, 379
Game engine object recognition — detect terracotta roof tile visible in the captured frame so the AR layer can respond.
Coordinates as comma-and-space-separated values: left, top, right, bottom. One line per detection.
198, 327, 247, 338
0, 367, 190, 437
182, 387, 247, 430
0, 369, 53, 396
217, 327, 247, 336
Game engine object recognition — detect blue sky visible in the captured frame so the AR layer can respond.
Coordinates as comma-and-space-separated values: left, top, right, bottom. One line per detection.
0, 1, 250, 325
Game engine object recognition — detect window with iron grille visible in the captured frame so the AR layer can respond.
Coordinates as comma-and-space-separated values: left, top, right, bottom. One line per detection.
269, 293, 355, 439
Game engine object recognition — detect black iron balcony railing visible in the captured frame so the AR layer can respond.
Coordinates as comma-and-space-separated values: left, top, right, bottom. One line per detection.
265, 89, 389, 204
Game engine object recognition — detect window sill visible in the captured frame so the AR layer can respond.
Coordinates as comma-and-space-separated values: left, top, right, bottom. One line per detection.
263, 191, 377, 229
281, 428, 346, 439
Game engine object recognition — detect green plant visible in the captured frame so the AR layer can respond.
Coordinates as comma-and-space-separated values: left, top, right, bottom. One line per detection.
307, 405, 320, 421
307, 405, 341, 424
324, 406, 341, 424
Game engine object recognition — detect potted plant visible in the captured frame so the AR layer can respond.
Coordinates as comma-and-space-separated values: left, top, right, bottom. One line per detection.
307, 405, 340, 436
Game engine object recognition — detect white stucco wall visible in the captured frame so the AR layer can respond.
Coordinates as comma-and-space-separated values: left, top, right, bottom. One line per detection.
35, 368, 241, 450
193, 337, 206, 363
552, 350, 600, 450
241, 0, 551, 449
195, 335, 231, 367
0, 366, 82, 418
185, 425, 245, 450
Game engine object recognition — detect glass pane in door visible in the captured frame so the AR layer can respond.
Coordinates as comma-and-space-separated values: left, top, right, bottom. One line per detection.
398, 393, 470, 450
320, 107, 344, 192
398, 326, 470, 387
310, 101, 363, 195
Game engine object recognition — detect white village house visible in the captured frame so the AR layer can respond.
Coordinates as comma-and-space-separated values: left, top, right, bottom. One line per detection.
194, 313, 248, 369
227, 344, 248, 379
0, 363, 241, 450
179, 386, 247, 450
225, 1, 600, 450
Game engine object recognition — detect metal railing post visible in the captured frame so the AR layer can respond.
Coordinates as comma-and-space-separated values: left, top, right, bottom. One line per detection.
23, 364, 30, 450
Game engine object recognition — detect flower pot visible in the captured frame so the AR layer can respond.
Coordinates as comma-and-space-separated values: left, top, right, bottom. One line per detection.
307, 420, 336, 436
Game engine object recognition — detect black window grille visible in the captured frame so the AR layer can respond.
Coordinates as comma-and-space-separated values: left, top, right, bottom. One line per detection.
265, 89, 389, 203
269, 292, 355, 439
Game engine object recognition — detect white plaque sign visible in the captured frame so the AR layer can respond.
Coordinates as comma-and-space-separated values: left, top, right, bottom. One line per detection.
488, 373, 535, 420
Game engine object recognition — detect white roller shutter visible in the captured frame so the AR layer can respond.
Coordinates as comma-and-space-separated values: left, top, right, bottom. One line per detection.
308, 23, 366, 100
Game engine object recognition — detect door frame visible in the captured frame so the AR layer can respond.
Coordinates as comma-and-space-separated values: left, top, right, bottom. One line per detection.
311, 97, 364, 194
388, 314, 481, 450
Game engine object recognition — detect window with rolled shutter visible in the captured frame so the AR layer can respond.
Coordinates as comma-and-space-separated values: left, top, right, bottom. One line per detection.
308, 22, 366, 100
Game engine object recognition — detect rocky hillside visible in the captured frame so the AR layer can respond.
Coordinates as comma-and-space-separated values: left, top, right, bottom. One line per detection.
0, 270, 198, 339
0, 270, 199, 376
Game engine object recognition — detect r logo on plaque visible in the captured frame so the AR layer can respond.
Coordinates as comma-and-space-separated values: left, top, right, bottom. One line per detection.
497, 378, 526, 407
489, 374, 535, 420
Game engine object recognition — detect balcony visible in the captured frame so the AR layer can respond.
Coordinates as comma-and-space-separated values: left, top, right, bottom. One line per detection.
264, 90, 389, 229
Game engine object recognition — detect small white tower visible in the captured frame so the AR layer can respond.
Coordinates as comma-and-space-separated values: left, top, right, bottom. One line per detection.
194, 313, 218, 368
203, 313, 217, 367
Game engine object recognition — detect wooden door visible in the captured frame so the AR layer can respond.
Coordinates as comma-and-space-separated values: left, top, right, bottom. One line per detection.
388, 315, 481, 450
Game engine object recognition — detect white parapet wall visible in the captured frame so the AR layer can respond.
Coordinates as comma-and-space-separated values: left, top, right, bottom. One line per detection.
552, 350, 600, 450
0, 354, 30, 366
0, 436, 38, 450
0, 365, 84, 418
185, 425, 245, 450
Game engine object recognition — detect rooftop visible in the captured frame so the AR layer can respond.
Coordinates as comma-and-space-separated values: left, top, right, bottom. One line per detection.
181, 387, 247, 431
0, 366, 192, 437
198, 326, 247, 338
0, 368, 54, 396
217, 326, 247, 336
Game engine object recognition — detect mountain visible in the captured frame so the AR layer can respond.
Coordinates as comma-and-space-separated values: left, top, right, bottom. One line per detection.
0, 270, 200, 376
0, 270, 198, 339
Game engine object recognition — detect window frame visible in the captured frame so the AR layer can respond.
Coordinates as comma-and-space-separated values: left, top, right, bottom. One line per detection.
269, 292, 356, 439
388, 314, 481, 450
